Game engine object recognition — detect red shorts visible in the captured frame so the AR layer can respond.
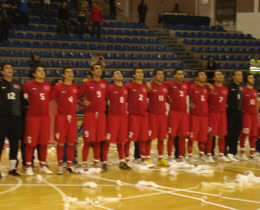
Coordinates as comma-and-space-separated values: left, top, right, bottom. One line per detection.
128, 114, 148, 142
168, 110, 189, 137
25, 116, 50, 147
54, 114, 77, 144
241, 114, 258, 137
190, 115, 208, 142
208, 112, 227, 136
83, 112, 106, 142
148, 113, 167, 140
106, 115, 128, 143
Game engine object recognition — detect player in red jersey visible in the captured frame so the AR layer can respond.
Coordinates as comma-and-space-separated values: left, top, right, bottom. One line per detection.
147, 69, 168, 166
240, 74, 260, 161
23, 64, 52, 175
102, 71, 131, 170
207, 71, 230, 162
50, 66, 78, 174
188, 70, 212, 162
164, 69, 190, 162
125, 68, 149, 164
78, 64, 107, 170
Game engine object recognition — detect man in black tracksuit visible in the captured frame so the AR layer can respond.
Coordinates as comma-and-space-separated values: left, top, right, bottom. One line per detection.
0, 63, 24, 176
225, 70, 243, 161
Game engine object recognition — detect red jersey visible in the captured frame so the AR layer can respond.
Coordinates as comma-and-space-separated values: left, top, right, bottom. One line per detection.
50, 83, 78, 115
208, 84, 228, 113
125, 81, 148, 116
107, 84, 128, 116
164, 81, 189, 112
148, 82, 168, 115
242, 86, 258, 115
90, 7, 103, 23
78, 79, 107, 113
188, 82, 208, 117
23, 80, 51, 116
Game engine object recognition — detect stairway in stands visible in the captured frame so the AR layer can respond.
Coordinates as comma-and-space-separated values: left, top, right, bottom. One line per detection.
154, 28, 203, 70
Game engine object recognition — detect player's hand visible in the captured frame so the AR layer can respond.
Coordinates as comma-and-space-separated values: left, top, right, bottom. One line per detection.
190, 103, 196, 109
146, 81, 151, 92
205, 83, 214, 91
84, 99, 91, 106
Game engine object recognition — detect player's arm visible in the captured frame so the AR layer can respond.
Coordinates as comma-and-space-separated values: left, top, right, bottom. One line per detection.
205, 82, 214, 92
50, 84, 58, 100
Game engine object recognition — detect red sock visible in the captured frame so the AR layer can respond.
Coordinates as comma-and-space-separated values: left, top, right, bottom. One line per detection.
198, 142, 205, 155
40, 145, 47, 167
57, 145, 64, 166
178, 137, 185, 157
206, 138, 213, 155
218, 137, 225, 154
124, 141, 130, 159
117, 143, 124, 160
188, 140, 193, 154
157, 140, 164, 158
167, 138, 174, 157
25, 145, 34, 167
240, 135, 246, 154
82, 142, 90, 162
146, 140, 152, 156
249, 136, 257, 155
139, 141, 146, 160
93, 142, 100, 162
102, 142, 110, 162
67, 144, 75, 167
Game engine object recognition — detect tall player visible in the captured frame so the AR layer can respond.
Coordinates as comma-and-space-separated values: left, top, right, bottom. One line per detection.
207, 71, 230, 162
164, 69, 189, 162
50, 66, 78, 174
102, 71, 131, 170
188, 70, 212, 162
125, 68, 149, 164
0, 63, 23, 176
240, 74, 259, 161
147, 69, 168, 166
78, 64, 107, 170
23, 64, 52, 175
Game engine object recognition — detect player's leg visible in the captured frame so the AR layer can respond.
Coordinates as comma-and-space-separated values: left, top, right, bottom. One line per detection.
240, 114, 251, 160
0, 116, 8, 176
197, 116, 208, 162
7, 117, 22, 176
139, 116, 149, 164
178, 113, 189, 161
39, 116, 52, 174
249, 115, 259, 160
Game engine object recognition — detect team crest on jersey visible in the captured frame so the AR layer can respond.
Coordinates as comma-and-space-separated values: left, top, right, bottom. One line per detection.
123, 90, 127, 95
13, 84, 20, 89
183, 85, 187, 89
222, 90, 227, 95
163, 88, 167, 93
100, 84, 106, 88
72, 88, 78, 93
44, 86, 50, 90
142, 88, 147, 92
203, 89, 207, 93
240, 87, 243, 91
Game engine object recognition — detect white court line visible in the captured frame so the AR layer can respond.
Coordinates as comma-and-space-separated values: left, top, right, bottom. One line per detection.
225, 165, 260, 171
35, 177, 115, 210
85, 175, 239, 210
0, 184, 116, 187
0, 176, 23, 195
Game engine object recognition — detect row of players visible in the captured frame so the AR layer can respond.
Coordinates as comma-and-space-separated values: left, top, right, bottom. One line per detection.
0, 62, 259, 176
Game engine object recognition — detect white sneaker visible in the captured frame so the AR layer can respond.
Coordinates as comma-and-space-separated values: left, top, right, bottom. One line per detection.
198, 155, 208, 162
39, 166, 53, 174
240, 154, 248, 161
187, 156, 194, 163
249, 154, 260, 161
218, 155, 231, 162
207, 156, 215, 163
227, 154, 239, 162
57, 166, 63, 175
26, 167, 34, 176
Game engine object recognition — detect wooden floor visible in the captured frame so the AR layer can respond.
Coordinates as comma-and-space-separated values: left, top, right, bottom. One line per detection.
0, 142, 260, 210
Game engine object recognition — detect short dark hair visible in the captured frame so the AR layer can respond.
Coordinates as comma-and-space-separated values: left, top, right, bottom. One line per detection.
87, 71, 93, 78
194, 70, 206, 78
32, 63, 44, 76
62, 66, 73, 74
91, 63, 102, 71
133, 68, 143, 76
232, 69, 242, 76
244, 73, 254, 84
112, 70, 121, 77
1, 62, 12, 71
153, 69, 163, 76
173, 68, 183, 75
53, 78, 63, 85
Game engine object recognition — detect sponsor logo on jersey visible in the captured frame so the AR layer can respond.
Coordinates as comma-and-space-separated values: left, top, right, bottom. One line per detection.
1, 86, 6, 89
13, 84, 20, 89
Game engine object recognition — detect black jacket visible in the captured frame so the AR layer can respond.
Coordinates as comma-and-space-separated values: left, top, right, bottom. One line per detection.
227, 80, 242, 112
